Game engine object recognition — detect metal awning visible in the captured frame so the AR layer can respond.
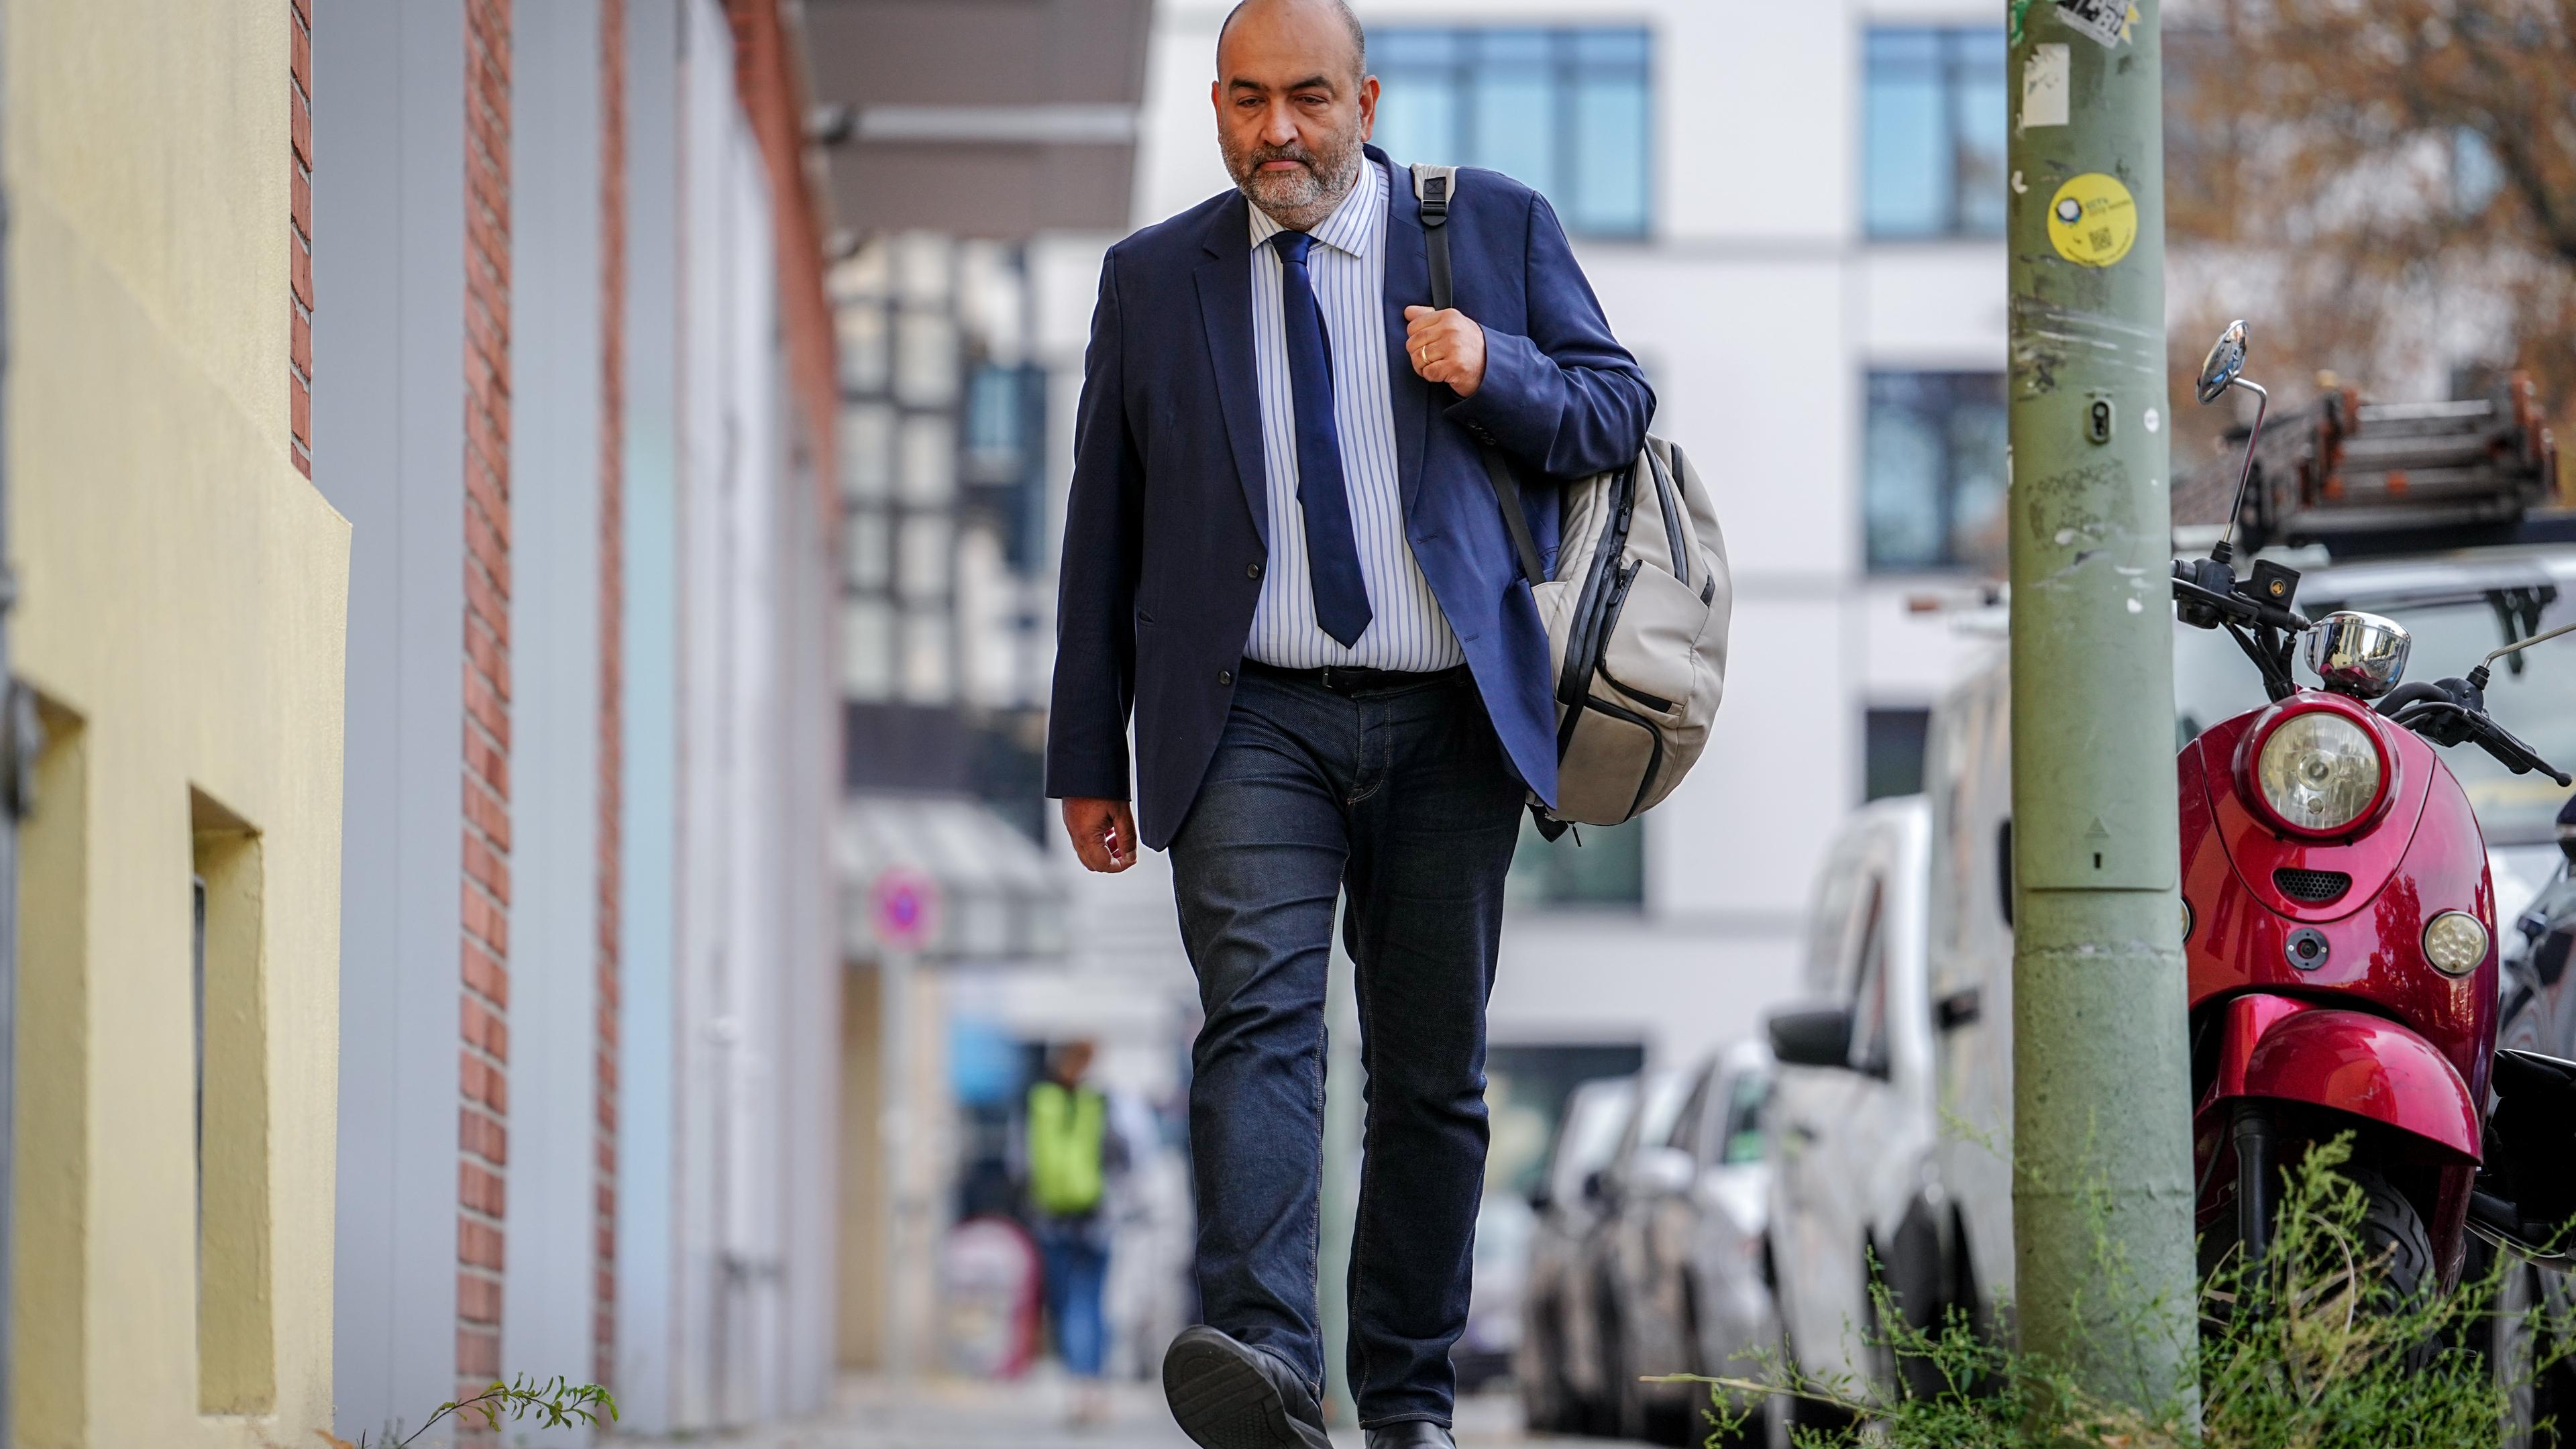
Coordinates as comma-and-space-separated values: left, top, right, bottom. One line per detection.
838, 793, 1067, 963
801, 0, 1153, 237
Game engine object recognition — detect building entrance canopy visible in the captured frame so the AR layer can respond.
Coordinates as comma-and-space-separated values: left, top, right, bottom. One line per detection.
839, 794, 1068, 963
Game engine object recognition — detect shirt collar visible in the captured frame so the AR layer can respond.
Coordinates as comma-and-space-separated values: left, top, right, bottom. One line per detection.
1245, 155, 1384, 259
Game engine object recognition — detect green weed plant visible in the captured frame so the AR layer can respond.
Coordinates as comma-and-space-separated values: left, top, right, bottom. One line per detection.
317, 1373, 619, 1448
1658, 1138, 2572, 1448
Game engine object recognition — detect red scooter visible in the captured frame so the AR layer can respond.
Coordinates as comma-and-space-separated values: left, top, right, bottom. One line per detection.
2172, 322, 2576, 1289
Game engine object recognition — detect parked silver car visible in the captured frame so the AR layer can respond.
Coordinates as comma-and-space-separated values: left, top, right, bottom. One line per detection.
1566, 1069, 1690, 1435
1762, 795, 1941, 1438
1517, 1074, 1639, 1434
1599, 1042, 1778, 1444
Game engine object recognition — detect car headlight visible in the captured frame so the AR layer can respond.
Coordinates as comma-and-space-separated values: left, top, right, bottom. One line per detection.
2423, 910, 2489, 977
2253, 709, 2385, 835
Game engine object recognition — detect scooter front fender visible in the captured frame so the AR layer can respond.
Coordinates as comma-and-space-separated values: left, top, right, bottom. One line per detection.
2204, 994, 2481, 1163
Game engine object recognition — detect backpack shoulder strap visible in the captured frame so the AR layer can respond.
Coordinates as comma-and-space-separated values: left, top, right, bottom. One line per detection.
1411, 164, 1458, 310
1409, 163, 1546, 590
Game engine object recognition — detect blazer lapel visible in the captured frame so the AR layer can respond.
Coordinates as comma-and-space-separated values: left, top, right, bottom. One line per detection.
1194, 195, 1269, 547
1376, 146, 1432, 519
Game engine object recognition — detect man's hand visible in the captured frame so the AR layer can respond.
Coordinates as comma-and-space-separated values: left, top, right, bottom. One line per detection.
1403, 306, 1486, 398
1061, 797, 1140, 873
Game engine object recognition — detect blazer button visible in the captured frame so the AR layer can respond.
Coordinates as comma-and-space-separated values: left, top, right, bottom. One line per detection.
1246, 561, 1263, 579
1218, 669, 1234, 686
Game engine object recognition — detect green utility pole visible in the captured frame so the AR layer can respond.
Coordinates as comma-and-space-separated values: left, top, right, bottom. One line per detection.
2004, 0, 2197, 1414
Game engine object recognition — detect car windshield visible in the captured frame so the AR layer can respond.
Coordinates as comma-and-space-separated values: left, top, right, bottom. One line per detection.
1627, 1071, 1694, 1159
1548, 1081, 1635, 1203
2175, 574, 2576, 846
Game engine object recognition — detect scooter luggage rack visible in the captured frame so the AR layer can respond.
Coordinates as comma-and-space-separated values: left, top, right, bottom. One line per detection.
2172, 372, 2558, 554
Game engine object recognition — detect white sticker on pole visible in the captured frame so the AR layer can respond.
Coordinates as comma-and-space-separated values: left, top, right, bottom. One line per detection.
2022, 44, 2069, 129
2056, 0, 2130, 48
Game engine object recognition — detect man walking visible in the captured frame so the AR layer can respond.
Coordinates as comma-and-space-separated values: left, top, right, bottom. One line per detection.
1046, 1, 1650, 1445
1026, 1040, 1121, 1426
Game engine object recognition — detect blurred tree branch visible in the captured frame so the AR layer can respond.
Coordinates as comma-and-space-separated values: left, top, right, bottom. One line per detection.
2167, 0, 2576, 474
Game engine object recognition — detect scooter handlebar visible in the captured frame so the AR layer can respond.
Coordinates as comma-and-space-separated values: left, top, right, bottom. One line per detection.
2382, 684, 2573, 786
2475, 715, 2572, 788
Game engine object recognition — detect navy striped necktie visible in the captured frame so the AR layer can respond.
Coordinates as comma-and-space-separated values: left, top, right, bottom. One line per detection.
1269, 229, 1372, 648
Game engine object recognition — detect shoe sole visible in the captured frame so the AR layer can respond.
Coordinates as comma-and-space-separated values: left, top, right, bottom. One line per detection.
1163, 1331, 1330, 1449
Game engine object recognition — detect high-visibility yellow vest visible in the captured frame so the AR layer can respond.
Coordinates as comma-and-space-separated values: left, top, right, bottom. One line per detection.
1028, 1081, 1106, 1216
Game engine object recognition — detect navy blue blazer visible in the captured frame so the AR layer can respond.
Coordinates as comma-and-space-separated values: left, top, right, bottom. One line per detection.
1046, 146, 1654, 851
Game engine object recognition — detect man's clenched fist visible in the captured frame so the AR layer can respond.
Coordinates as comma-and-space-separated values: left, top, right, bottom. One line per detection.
1061, 796, 1140, 873
1403, 306, 1486, 398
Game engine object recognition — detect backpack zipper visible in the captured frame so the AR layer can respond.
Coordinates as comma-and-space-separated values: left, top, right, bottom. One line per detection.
1593, 561, 1676, 713
1646, 447, 1688, 591
1555, 466, 1637, 708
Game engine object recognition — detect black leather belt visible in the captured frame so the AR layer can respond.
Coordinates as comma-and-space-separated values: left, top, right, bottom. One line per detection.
1241, 659, 1470, 695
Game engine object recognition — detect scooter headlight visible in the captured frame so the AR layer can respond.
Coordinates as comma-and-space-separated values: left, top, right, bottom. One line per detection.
2423, 910, 2489, 977
2252, 709, 2385, 835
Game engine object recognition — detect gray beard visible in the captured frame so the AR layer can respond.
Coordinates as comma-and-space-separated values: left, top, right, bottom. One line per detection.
1233, 143, 1365, 233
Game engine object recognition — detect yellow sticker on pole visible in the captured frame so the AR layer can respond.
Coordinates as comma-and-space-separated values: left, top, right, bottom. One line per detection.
2047, 172, 2138, 268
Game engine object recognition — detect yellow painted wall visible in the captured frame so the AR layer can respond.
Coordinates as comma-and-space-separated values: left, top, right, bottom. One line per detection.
5, 0, 350, 1444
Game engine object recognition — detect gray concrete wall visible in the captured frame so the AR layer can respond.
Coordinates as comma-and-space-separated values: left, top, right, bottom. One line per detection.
503, 0, 606, 1430
616, 0, 686, 1428
312, 0, 469, 1437
668, 3, 843, 1417
780, 433, 844, 1420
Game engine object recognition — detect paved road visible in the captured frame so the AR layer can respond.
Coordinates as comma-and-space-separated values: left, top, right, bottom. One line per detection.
702, 1377, 1656, 1449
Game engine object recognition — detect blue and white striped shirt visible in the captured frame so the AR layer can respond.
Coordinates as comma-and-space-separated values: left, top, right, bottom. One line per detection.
1243, 159, 1463, 671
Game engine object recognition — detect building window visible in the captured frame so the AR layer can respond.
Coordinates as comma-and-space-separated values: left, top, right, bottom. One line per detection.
1507, 814, 1644, 908
963, 363, 1030, 486
1866, 707, 1932, 800
1368, 28, 1652, 239
1863, 28, 2006, 239
1864, 371, 2008, 574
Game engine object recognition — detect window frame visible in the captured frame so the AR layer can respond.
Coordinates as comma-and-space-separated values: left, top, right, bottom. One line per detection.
1862, 368, 2010, 577
1860, 25, 2008, 242
1367, 25, 1656, 241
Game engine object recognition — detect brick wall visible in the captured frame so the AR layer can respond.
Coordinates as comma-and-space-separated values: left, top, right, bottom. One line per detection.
594, 0, 627, 1395
289, 0, 313, 475
723, 0, 838, 491
460, 0, 514, 1419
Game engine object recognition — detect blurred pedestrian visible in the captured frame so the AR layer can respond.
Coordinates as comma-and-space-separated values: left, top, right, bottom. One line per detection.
1044, 0, 1651, 1444
1028, 1040, 1121, 1426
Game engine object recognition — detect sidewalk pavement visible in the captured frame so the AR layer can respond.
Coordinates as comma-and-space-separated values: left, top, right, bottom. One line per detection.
702, 1375, 1653, 1449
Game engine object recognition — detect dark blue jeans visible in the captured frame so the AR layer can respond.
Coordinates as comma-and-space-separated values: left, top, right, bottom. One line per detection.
1036, 1222, 1109, 1378
1169, 663, 1525, 1428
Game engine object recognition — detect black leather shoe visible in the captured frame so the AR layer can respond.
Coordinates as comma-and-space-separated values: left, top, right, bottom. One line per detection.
1161, 1325, 1332, 1449
1364, 1423, 1456, 1449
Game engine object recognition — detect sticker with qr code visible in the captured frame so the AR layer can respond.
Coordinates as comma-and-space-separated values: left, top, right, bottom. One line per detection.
2056, 0, 2129, 48
2046, 173, 2139, 268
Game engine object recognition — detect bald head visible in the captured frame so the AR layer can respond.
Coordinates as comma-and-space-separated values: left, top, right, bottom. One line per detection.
1218, 0, 1366, 86
1211, 0, 1378, 229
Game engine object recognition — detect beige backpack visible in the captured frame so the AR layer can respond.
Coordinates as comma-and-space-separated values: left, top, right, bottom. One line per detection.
1415, 164, 1734, 834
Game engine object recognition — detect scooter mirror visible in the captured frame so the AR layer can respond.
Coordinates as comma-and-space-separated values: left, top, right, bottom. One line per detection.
2196, 319, 2249, 405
